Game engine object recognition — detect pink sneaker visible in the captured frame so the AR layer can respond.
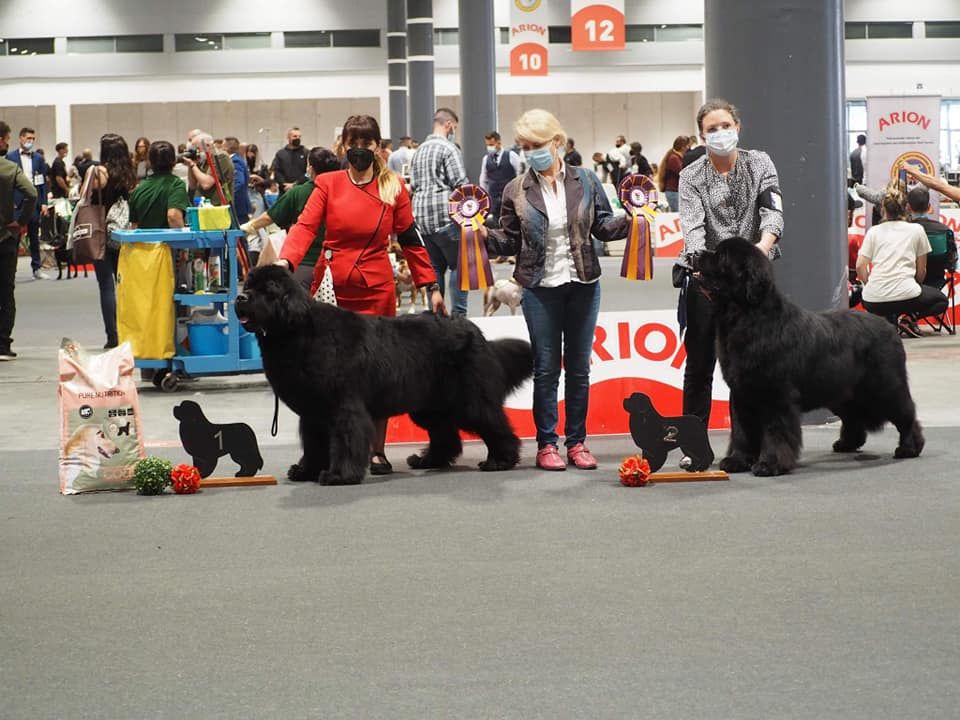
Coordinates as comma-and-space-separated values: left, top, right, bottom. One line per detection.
536, 444, 566, 471
566, 443, 598, 470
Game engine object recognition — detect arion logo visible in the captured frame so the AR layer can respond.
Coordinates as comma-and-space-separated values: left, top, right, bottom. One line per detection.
889, 151, 934, 183
515, 0, 542, 11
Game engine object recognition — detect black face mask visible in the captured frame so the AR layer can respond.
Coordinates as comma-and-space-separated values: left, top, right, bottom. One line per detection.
290, 138, 301, 148
346, 147, 375, 172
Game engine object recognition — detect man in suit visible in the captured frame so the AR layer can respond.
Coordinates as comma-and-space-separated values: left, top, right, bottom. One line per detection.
5, 127, 49, 279
850, 133, 866, 185
0, 120, 39, 359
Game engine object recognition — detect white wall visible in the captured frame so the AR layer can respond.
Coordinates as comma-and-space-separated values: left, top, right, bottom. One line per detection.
0, 106, 56, 153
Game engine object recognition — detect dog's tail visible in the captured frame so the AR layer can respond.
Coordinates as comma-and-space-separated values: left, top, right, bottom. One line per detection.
490, 338, 534, 393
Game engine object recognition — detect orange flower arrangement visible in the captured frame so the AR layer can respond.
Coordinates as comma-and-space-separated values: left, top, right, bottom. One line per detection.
170, 464, 201, 494
619, 454, 652, 487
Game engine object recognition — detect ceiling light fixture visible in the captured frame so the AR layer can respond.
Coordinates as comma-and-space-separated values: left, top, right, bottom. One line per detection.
195, 36, 207, 42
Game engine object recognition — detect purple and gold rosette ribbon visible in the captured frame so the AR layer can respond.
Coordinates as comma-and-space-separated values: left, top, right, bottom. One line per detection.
449, 184, 494, 292
618, 174, 658, 281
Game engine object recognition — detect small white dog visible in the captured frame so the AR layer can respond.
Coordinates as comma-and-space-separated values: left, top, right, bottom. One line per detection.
483, 277, 523, 316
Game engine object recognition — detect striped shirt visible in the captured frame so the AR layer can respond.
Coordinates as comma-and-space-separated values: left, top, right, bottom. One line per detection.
678, 149, 784, 267
409, 134, 469, 235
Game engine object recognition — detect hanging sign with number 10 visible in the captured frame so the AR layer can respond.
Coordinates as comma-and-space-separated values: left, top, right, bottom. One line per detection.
571, 0, 625, 52
510, 0, 549, 76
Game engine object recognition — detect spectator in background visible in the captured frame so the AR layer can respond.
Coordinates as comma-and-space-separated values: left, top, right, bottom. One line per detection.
378, 139, 392, 165
907, 185, 956, 290
0, 119, 38, 360
478, 130, 521, 228
246, 143, 269, 183
6, 127, 50, 280
387, 135, 414, 178
183, 129, 234, 206
213, 138, 224, 151
657, 135, 689, 212
224, 136, 251, 224
84, 133, 137, 349
629, 142, 653, 178
76, 147, 95, 181
410, 107, 470, 316
857, 185, 946, 337
49, 142, 70, 200
270, 127, 307, 193
133, 136, 151, 181
850, 133, 866, 185
592, 151, 614, 184
563, 138, 582, 167
606, 135, 631, 187
128, 141, 188, 230
241, 146, 340, 284
682, 135, 705, 168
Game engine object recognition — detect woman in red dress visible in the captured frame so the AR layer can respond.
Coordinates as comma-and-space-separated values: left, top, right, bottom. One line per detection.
280, 115, 444, 475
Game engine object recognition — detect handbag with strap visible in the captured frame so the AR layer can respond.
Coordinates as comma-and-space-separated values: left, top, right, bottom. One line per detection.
105, 196, 130, 251
69, 171, 107, 264
312, 249, 338, 306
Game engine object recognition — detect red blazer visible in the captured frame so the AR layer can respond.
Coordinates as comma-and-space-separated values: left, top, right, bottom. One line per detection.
281, 170, 435, 314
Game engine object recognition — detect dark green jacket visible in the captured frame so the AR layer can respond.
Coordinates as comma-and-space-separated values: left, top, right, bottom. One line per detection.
0, 157, 38, 249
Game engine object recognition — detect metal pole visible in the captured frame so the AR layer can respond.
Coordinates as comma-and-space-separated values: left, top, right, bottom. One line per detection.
387, 0, 408, 143
406, 0, 435, 143
458, 0, 497, 184
704, 0, 847, 312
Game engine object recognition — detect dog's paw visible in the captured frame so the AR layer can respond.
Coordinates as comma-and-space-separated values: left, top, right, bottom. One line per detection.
719, 455, 753, 473
832, 438, 862, 453
894, 444, 922, 459
287, 463, 318, 483
751, 460, 787, 477
478, 456, 518, 472
406, 453, 451, 469
317, 470, 362, 486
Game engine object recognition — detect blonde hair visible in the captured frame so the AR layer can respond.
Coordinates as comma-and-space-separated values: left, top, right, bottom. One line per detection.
514, 109, 567, 149
881, 183, 906, 221
375, 155, 402, 206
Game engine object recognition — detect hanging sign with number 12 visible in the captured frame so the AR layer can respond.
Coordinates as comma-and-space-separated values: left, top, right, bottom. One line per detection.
571, 0, 625, 52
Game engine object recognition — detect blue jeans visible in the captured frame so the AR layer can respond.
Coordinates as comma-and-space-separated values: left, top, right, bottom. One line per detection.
423, 222, 469, 316
665, 190, 679, 212
522, 281, 601, 449
94, 249, 118, 345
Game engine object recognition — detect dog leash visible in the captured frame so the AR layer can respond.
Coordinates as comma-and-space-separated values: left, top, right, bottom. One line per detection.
271, 393, 279, 437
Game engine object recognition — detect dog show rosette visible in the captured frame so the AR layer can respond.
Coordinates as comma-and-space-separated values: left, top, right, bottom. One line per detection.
448, 184, 494, 291
618, 173, 658, 281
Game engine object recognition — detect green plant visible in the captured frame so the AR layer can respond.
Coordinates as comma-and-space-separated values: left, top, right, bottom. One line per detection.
133, 457, 173, 496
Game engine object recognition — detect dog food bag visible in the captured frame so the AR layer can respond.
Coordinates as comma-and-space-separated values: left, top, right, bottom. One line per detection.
58, 338, 145, 494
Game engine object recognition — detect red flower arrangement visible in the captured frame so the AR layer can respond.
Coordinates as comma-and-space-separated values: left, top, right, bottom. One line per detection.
170, 464, 202, 494
619, 454, 652, 487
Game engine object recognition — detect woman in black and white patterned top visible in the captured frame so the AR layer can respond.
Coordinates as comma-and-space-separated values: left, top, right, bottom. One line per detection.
677, 99, 784, 450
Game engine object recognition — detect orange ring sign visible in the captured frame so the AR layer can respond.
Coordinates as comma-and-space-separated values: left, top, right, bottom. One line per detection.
510, 0, 549, 76
571, 1, 626, 51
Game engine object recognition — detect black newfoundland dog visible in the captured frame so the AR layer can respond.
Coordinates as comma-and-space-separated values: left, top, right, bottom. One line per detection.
235, 265, 534, 485
692, 237, 924, 476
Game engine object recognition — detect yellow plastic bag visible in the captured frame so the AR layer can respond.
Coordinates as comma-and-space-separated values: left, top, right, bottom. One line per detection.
198, 206, 231, 230
117, 243, 175, 359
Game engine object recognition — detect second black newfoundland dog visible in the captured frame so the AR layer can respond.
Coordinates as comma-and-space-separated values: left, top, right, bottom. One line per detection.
235, 265, 534, 485
693, 237, 924, 476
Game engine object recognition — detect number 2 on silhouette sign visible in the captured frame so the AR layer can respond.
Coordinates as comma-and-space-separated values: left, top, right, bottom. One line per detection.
585, 19, 615, 42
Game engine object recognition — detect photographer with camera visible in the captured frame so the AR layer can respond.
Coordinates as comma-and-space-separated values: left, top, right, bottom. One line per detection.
181, 129, 234, 207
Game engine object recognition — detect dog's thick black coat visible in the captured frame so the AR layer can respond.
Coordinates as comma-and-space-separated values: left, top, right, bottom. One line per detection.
623, 393, 714, 472
173, 400, 264, 478
692, 237, 924, 476
236, 265, 534, 485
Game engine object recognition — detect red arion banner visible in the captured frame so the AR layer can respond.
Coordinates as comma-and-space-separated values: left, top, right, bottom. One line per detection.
510, 0, 549, 76
571, 0, 625, 51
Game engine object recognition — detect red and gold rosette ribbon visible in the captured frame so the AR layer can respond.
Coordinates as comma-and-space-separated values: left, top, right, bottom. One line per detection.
448, 184, 494, 292
619, 453, 652, 487
618, 174, 658, 281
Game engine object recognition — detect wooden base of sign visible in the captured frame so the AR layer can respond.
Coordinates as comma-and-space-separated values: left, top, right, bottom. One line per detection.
649, 470, 729, 483
199, 475, 277, 488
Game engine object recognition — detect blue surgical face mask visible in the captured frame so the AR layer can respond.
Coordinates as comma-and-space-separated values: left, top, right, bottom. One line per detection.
525, 146, 554, 172
22, 141, 34, 152
704, 128, 738, 156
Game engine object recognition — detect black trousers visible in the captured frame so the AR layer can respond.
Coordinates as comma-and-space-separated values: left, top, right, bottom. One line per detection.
681, 277, 717, 427
863, 286, 949, 323
0, 248, 18, 344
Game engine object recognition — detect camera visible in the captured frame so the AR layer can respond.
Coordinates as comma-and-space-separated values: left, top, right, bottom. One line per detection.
178, 146, 199, 164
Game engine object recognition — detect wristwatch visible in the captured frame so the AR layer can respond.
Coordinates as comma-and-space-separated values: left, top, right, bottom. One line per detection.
426, 282, 441, 293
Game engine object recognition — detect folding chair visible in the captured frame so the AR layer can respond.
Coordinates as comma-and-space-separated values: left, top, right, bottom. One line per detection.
918, 269, 956, 335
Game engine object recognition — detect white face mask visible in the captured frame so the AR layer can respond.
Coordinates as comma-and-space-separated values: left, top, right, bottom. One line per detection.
486, 145, 497, 154
704, 128, 738, 156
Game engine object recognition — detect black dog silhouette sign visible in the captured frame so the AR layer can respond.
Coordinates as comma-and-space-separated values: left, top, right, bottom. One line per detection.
173, 401, 264, 478
623, 392, 714, 473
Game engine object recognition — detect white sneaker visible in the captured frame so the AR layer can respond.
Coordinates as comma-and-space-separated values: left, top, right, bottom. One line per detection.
33, 269, 50, 280
679, 455, 693, 470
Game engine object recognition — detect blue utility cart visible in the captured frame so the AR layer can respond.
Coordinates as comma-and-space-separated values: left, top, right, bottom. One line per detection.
112, 228, 263, 392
